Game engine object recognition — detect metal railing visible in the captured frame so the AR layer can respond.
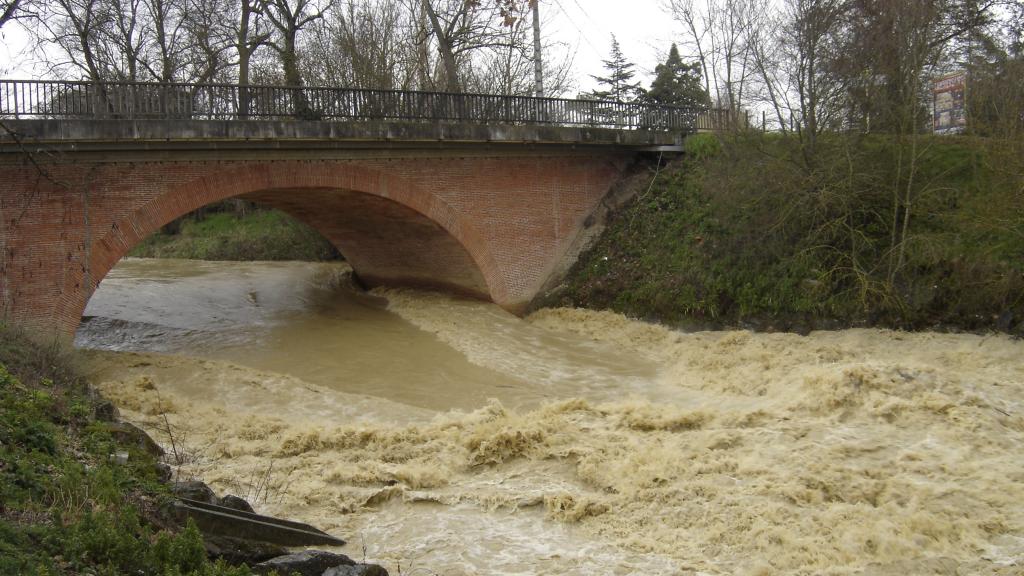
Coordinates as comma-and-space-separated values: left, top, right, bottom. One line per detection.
695, 107, 749, 131
0, 79, 711, 132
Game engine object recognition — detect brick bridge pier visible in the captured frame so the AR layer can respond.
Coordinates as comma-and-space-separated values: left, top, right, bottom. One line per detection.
0, 81, 699, 337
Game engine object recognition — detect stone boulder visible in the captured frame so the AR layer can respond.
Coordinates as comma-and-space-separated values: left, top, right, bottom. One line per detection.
170, 480, 219, 504
252, 550, 356, 576
106, 421, 164, 456
219, 494, 255, 513
202, 535, 287, 566
323, 564, 390, 576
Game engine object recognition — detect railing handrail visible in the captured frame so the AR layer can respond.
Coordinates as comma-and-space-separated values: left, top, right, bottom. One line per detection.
0, 78, 703, 111
0, 78, 712, 133
0, 78, 707, 113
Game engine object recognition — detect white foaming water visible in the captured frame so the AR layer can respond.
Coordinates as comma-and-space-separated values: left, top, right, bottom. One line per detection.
80, 259, 1024, 575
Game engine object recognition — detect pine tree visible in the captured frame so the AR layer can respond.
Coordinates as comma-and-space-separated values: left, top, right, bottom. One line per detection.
590, 35, 643, 102
646, 44, 710, 107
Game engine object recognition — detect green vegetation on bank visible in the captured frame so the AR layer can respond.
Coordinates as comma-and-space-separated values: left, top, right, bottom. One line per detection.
130, 207, 339, 262
0, 326, 251, 575
552, 133, 1024, 333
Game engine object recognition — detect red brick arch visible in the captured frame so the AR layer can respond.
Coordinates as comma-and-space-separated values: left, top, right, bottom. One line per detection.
72, 162, 500, 332
1, 152, 630, 338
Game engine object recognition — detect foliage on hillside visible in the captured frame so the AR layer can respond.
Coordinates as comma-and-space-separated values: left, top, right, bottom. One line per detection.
553, 132, 1024, 333
0, 325, 251, 575
130, 209, 340, 262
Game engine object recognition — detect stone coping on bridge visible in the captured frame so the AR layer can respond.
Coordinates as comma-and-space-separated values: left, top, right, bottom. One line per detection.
0, 119, 684, 152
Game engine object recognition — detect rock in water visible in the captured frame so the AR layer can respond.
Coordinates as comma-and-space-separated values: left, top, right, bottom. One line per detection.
995, 310, 1014, 332
93, 399, 120, 422
252, 550, 356, 576
220, 494, 255, 513
171, 480, 219, 504
106, 421, 164, 456
202, 535, 287, 565
154, 462, 172, 483
324, 565, 390, 576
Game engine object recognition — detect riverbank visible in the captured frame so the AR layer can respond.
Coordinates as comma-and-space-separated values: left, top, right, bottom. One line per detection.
130, 208, 340, 262
0, 324, 244, 575
541, 132, 1024, 336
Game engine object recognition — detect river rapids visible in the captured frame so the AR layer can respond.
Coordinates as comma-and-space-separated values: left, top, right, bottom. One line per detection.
77, 259, 1024, 575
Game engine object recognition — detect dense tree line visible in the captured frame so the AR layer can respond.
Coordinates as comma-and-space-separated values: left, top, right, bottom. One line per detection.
9, 0, 574, 95
6, 0, 1020, 127
666, 0, 1022, 137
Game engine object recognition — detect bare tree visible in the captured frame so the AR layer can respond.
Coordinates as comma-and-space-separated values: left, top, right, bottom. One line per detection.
24, 0, 235, 83
462, 0, 573, 95
743, 5, 793, 130
783, 0, 851, 157
303, 0, 414, 89
417, 0, 537, 92
29, 0, 112, 81
181, 0, 236, 84
300, 0, 567, 96
259, 0, 325, 116
667, 0, 760, 122
229, 0, 271, 115
420, 0, 462, 91
1, 0, 21, 29
146, 0, 179, 80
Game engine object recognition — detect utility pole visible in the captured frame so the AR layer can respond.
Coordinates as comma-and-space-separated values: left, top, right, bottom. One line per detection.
531, 0, 543, 97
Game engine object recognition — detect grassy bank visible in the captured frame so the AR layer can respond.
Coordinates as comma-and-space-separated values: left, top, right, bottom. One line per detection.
549, 132, 1024, 334
130, 209, 339, 262
0, 326, 250, 575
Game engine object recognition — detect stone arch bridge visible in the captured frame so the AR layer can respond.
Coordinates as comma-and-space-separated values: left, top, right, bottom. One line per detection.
0, 80, 706, 337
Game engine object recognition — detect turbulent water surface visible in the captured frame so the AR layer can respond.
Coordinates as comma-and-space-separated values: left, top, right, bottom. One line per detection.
79, 259, 1024, 575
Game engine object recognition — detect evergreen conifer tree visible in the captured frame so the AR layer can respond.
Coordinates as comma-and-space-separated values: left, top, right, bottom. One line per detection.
646, 44, 710, 107
590, 35, 643, 102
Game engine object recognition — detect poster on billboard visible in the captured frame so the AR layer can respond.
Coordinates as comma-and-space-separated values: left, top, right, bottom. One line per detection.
932, 71, 967, 134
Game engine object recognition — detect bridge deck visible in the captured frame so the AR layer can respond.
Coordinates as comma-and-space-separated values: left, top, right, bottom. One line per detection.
0, 118, 684, 156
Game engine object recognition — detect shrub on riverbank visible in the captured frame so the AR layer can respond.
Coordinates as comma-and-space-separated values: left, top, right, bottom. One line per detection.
0, 325, 251, 575
552, 132, 1024, 333
130, 209, 340, 262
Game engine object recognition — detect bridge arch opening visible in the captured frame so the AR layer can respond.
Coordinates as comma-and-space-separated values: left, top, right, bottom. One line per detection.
68, 163, 499, 337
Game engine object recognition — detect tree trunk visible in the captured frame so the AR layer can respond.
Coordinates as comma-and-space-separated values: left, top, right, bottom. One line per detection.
237, 0, 255, 117
422, 0, 461, 92
281, 30, 315, 118
531, 0, 542, 97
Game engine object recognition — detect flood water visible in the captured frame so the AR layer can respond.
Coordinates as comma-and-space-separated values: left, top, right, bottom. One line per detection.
79, 259, 1024, 575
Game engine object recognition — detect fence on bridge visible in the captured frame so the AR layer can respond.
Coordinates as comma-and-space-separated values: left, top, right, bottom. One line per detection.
0, 79, 736, 133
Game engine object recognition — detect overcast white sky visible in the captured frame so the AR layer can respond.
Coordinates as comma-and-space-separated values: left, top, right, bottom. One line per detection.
544, 0, 681, 93
0, 0, 684, 92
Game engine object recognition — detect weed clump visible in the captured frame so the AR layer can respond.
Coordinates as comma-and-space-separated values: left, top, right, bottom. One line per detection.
130, 208, 339, 262
557, 133, 1024, 334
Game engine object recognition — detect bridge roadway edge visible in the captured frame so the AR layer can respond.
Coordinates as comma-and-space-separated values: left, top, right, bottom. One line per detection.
0, 119, 678, 338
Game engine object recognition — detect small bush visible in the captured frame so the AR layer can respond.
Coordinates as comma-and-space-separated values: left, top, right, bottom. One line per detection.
683, 133, 721, 159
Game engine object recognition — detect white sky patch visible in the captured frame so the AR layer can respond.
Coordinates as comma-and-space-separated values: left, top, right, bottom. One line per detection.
545, 0, 682, 93
0, 24, 36, 77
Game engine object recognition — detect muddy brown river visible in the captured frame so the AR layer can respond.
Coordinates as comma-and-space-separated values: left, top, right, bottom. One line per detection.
78, 259, 1024, 575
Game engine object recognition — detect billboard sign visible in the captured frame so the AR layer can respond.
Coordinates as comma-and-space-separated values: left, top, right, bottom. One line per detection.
932, 71, 967, 134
